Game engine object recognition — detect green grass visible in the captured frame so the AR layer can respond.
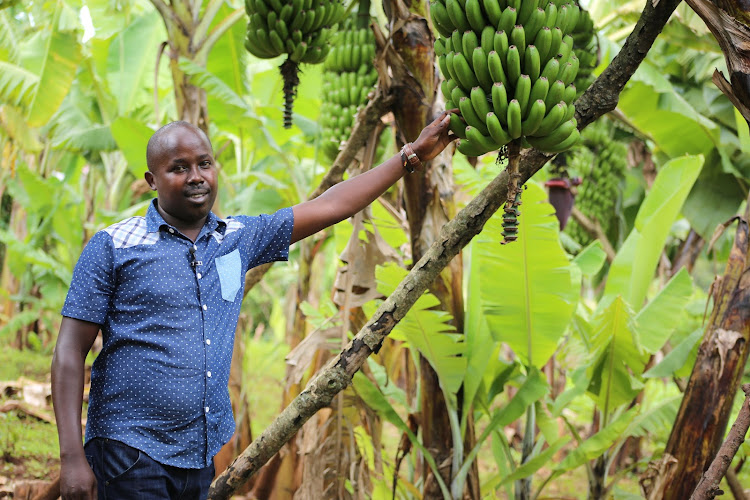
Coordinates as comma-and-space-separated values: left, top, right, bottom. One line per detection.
0, 410, 59, 479
0, 346, 53, 381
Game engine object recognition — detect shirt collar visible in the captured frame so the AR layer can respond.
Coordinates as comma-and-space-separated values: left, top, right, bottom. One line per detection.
145, 199, 226, 235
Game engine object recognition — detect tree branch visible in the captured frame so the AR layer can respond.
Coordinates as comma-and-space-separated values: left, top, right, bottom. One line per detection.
211, 0, 685, 496
690, 384, 750, 500
570, 207, 617, 262
193, 0, 224, 46
195, 7, 245, 62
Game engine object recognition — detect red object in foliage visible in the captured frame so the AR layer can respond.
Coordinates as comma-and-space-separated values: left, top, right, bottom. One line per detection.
545, 177, 582, 230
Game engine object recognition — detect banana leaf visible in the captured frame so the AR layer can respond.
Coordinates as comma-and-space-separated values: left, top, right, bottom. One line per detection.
473, 182, 578, 368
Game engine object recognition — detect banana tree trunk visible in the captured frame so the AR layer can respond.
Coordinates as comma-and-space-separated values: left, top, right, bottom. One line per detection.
651, 197, 750, 499
644, 1, 750, 497
385, 2, 479, 496
149, 0, 244, 130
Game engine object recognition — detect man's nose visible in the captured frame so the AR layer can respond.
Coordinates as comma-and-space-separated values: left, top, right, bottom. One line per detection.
187, 165, 204, 183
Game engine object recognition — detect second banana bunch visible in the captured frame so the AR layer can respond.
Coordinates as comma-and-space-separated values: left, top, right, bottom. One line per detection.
432, 0, 583, 156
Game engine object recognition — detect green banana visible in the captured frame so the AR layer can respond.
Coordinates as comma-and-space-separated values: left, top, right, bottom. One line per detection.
459, 96, 489, 135
535, 117, 577, 148
268, 29, 285, 54
486, 111, 513, 145
450, 113, 468, 139
532, 101, 565, 136
465, 0, 486, 33
451, 84, 468, 105
544, 79, 565, 109
446, 51, 459, 82
481, 26, 495, 53
472, 47, 493, 90
548, 27, 563, 61
430, 1, 456, 38
482, 0, 503, 27
454, 52, 480, 90
517, 0, 539, 25
276, 19, 289, 40
435, 37, 446, 57
466, 125, 501, 153
540, 57, 559, 82
563, 82, 576, 105
534, 26, 551, 61
521, 98, 545, 135
452, 29, 463, 55
529, 75, 549, 103
470, 85, 492, 118
462, 30, 479, 59
524, 44, 540, 81
506, 98, 522, 138
491, 82, 509, 123
529, 123, 579, 152
557, 35, 572, 64
499, 6, 517, 34
560, 54, 579, 85
506, 45, 521, 83
289, 40, 308, 62
524, 7, 545, 42
457, 138, 485, 157
543, 1, 557, 29
280, 4, 293, 22
563, 101, 576, 121
514, 73, 531, 117
510, 24, 526, 60
488, 50, 509, 87
493, 30, 509, 58
447, 0, 471, 33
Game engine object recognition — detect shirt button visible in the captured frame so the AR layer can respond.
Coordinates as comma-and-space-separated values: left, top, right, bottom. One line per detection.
206, 339, 211, 345
205, 406, 209, 413
202, 304, 207, 311
207, 371, 212, 378
168, 228, 175, 234
197, 273, 202, 279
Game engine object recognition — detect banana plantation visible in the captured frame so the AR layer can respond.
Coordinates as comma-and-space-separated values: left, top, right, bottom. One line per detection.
2, 0, 750, 498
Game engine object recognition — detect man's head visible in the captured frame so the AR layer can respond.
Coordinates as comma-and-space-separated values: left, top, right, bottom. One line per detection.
144, 121, 218, 232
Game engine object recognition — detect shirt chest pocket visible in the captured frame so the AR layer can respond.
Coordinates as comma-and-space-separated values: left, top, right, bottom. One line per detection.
214, 249, 242, 302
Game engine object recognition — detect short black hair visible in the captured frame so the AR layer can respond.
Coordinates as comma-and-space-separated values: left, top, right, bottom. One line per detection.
145, 121, 213, 171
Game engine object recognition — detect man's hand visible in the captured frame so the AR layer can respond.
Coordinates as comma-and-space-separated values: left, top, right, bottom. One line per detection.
411, 109, 459, 162
60, 454, 97, 499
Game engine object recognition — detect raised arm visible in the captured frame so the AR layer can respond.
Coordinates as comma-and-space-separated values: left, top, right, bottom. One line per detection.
52, 317, 101, 500
290, 110, 457, 244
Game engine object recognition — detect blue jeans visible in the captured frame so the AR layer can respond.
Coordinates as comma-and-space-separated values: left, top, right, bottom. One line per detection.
84, 438, 215, 499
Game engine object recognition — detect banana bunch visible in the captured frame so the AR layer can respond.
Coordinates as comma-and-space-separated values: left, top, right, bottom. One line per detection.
244, 0, 346, 127
431, 0, 584, 156
320, 22, 379, 161
564, 120, 627, 246
570, 4, 598, 96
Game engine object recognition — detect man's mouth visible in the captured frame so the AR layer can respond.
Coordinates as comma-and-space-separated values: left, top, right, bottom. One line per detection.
186, 190, 209, 201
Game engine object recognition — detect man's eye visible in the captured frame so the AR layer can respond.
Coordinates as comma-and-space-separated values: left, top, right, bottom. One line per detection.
173, 166, 187, 172
200, 161, 212, 168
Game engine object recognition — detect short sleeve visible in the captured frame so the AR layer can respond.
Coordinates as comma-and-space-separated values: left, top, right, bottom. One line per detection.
237, 207, 294, 269
61, 231, 116, 325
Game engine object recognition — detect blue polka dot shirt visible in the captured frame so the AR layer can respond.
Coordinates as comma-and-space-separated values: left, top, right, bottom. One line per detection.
61, 199, 294, 468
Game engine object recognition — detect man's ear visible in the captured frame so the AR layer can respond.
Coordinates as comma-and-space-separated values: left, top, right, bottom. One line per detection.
144, 171, 157, 191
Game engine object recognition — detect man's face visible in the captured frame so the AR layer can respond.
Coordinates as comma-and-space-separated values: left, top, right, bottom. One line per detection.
145, 125, 218, 231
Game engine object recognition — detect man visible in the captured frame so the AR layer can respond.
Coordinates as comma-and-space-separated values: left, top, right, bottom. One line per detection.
52, 111, 456, 499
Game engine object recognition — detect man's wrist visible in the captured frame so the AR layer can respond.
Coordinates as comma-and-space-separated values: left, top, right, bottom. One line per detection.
400, 143, 422, 173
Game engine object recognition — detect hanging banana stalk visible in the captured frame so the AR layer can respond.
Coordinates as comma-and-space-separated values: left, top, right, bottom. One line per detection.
244, 0, 347, 128
432, 0, 586, 242
320, 6, 379, 161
